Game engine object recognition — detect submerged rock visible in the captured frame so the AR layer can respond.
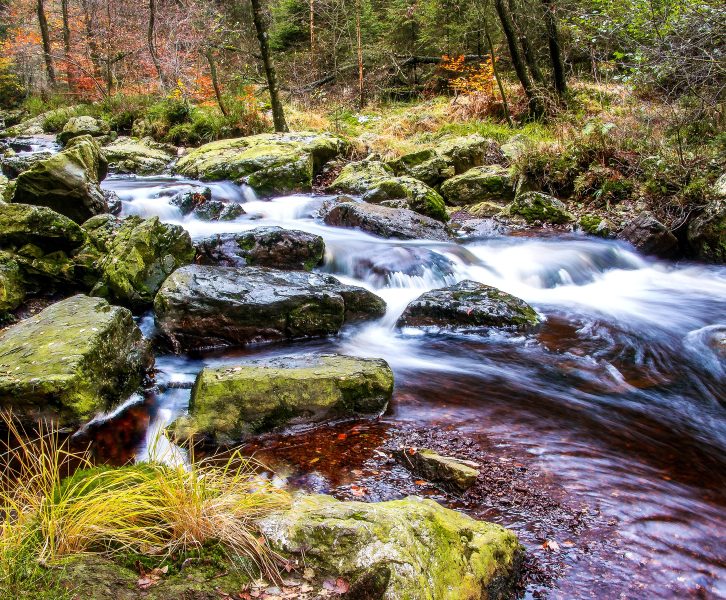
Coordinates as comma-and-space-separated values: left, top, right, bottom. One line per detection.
104, 136, 175, 175
324, 201, 450, 241
687, 199, 725, 263
175, 131, 347, 195
196, 227, 324, 271
397, 280, 539, 330
328, 160, 447, 221
10, 135, 108, 223
179, 354, 393, 442
154, 265, 386, 351
57, 116, 112, 145
258, 493, 523, 600
340, 245, 456, 286
0, 295, 150, 426
80, 214, 194, 310
619, 212, 678, 258
393, 447, 480, 493
440, 165, 514, 206
508, 191, 573, 225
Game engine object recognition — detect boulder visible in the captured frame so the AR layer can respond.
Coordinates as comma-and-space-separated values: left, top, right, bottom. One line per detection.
508, 191, 573, 225
57, 116, 112, 145
466, 201, 508, 218
174, 132, 347, 196
196, 227, 324, 271
0, 203, 85, 251
179, 354, 393, 441
10, 135, 108, 223
619, 212, 678, 258
339, 245, 456, 286
393, 448, 480, 493
193, 200, 245, 221
328, 160, 447, 221
258, 494, 523, 600
0, 253, 25, 314
0, 295, 150, 426
81, 214, 194, 310
397, 280, 539, 330
687, 199, 725, 263
154, 265, 386, 351
437, 134, 504, 173
170, 186, 212, 214
387, 149, 454, 187
440, 165, 514, 206
1, 151, 53, 178
0, 174, 7, 198
578, 213, 612, 238
0, 106, 80, 137
324, 201, 450, 242
104, 136, 175, 175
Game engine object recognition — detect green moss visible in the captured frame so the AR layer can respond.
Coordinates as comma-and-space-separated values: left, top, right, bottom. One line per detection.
508, 191, 574, 224
440, 165, 514, 206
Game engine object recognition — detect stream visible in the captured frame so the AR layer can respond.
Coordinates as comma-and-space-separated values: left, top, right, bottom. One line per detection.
87, 173, 726, 598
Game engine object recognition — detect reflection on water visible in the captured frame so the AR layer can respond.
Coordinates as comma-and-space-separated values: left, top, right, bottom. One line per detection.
99, 175, 726, 597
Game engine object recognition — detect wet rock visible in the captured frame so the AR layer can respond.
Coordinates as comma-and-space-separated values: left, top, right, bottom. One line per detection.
104, 190, 122, 216
397, 280, 540, 330
9, 135, 108, 223
508, 191, 573, 225
196, 227, 324, 271
0, 202, 85, 251
393, 447, 480, 493
0, 253, 25, 314
687, 199, 724, 263
0, 108, 27, 130
179, 354, 393, 441
0, 174, 7, 198
257, 493, 523, 600
193, 200, 245, 221
324, 201, 451, 242
328, 160, 447, 221
343, 245, 456, 287
80, 214, 194, 310
1, 150, 52, 178
387, 149, 455, 187
175, 131, 347, 196
0, 295, 150, 426
170, 186, 212, 214
57, 116, 112, 145
440, 165, 514, 206
579, 213, 612, 238
466, 201, 508, 218
619, 212, 678, 258
154, 265, 386, 351
104, 136, 175, 175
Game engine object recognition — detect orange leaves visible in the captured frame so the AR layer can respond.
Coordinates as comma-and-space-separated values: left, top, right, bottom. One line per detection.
441, 54, 496, 96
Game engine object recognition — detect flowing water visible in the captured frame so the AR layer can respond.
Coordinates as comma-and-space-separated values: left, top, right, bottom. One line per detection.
93, 174, 726, 598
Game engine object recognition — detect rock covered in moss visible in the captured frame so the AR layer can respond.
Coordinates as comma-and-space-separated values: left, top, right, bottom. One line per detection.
57, 116, 112, 145
180, 354, 393, 441
324, 201, 450, 241
508, 191, 573, 225
104, 136, 175, 175
687, 199, 724, 263
619, 212, 678, 258
397, 280, 539, 330
440, 165, 514, 206
0, 294, 151, 426
154, 265, 386, 351
328, 160, 447, 221
578, 213, 612, 237
437, 134, 504, 174
81, 214, 194, 310
258, 493, 523, 600
1, 150, 53, 178
387, 149, 455, 187
0, 106, 80, 137
0, 253, 24, 314
10, 135, 108, 223
175, 131, 347, 195
0, 202, 85, 251
196, 227, 324, 271
393, 448, 480, 493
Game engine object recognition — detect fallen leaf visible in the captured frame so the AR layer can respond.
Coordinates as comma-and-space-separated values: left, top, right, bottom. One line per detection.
542, 539, 560, 552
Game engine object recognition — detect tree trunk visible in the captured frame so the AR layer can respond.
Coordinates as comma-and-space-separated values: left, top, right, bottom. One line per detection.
356, 0, 364, 108
249, 0, 288, 132
205, 49, 228, 116
542, 0, 567, 98
37, 0, 56, 86
493, 0, 542, 116
309, 0, 315, 56
80, 0, 103, 81
483, 17, 513, 127
61, 0, 74, 91
148, 0, 165, 88
509, 0, 543, 84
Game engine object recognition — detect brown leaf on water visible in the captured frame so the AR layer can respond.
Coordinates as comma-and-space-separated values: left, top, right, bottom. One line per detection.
542, 539, 560, 552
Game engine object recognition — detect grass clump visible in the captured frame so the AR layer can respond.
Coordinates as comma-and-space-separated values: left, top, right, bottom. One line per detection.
0, 414, 289, 597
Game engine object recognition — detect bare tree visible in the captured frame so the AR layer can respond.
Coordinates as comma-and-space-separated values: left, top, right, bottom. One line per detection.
37, 0, 56, 86
542, 0, 566, 98
148, 0, 165, 87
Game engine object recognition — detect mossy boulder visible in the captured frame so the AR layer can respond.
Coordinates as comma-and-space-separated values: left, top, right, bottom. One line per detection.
10, 135, 108, 223
57, 115, 112, 145
104, 136, 175, 175
397, 280, 540, 330
687, 199, 725, 263
329, 160, 447, 221
437, 134, 503, 174
440, 165, 514, 206
508, 191, 573, 225
154, 265, 386, 352
80, 214, 194, 310
196, 226, 324, 271
1, 150, 53, 178
324, 201, 450, 241
619, 212, 678, 258
179, 354, 393, 442
387, 149, 455, 187
393, 448, 480, 494
0, 106, 80, 137
0, 252, 25, 314
0, 294, 151, 426
175, 131, 347, 195
0, 202, 85, 251
578, 213, 612, 237
258, 493, 523, 600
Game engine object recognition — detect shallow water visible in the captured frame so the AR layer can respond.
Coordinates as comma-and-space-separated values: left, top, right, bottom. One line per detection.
99, 174, 726, 598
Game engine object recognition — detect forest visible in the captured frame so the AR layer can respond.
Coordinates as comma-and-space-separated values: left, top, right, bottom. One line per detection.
0, 0, 724, 598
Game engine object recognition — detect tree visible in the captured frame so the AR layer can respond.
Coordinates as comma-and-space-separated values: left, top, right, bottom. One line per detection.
148, 0, 165, 88
541, 0, 566, 97
36, 0, 55, 85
